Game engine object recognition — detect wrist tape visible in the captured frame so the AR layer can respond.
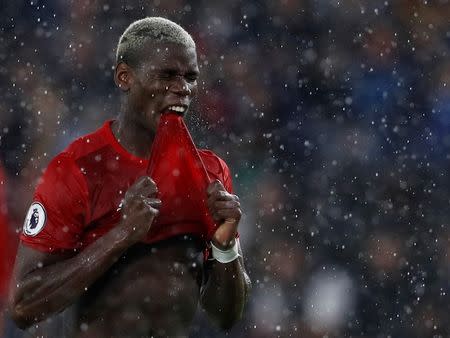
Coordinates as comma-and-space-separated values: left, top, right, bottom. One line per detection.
210, 238, 241, 263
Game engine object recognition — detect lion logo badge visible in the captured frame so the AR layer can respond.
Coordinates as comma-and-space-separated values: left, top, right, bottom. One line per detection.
23, 202, 46, 236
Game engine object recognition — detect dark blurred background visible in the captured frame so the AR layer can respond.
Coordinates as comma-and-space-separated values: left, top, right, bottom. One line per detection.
1, 0, 449, 337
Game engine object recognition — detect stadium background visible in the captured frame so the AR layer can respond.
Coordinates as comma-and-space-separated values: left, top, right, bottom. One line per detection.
0, 0, 449, 337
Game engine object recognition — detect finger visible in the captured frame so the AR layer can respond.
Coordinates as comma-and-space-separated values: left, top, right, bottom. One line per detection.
141, 202, 160, 216
216, 208, 242, 221
214, 200, 240, 209
209, 208, 237, 223
209, 212, 222, 222
207, 191, 233, 207
128, 176, 151, 194
133, 176, 158, 196
143, 198, 162, 209
207, 192, 234, 211
207, 179, 226, 196
206, 204, 221, 222
133, 176, 153, 189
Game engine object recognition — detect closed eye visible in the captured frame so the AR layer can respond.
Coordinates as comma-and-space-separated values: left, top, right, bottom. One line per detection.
158, 69, 178, 79
156, 69, 198, 82
185, 72, 198, 82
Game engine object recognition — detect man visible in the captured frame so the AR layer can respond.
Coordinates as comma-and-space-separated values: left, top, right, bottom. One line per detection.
9, 17, 251, 338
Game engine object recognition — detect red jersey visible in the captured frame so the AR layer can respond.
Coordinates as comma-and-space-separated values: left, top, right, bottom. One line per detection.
20, 120, 233, 253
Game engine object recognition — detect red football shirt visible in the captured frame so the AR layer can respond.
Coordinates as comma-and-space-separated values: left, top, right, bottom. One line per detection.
20, 119, 233, 253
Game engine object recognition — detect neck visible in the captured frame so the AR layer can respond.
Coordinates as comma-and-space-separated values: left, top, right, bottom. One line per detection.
111, 115, 155, 159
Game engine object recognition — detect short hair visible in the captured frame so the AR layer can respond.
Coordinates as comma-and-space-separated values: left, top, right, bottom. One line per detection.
116, 17, 196, 68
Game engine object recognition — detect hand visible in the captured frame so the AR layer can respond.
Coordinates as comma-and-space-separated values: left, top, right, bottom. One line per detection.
207, 180, 241, 250
118, 176, 161, 244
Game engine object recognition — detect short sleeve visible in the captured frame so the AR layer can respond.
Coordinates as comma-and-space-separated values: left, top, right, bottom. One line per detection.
221, 161, 233, 193
20, 154, 89, 253
199, 150, 234, 193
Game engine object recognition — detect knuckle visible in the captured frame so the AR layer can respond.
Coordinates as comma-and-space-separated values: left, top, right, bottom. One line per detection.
127, 188, 139, 198
134, 177, 145, 187
137, 176, 152, 189
124, 190, 133, 200
125, 197, 136, 206
147, 208, 158, 217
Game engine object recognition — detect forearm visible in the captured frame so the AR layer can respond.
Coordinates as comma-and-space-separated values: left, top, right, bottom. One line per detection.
10, 226, 131, 328
200, 257, 251, 330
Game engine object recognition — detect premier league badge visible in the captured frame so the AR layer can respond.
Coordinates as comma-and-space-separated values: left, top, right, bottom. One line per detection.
23, 202, 46, 236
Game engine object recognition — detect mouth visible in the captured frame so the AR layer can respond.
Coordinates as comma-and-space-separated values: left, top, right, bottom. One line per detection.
162, 105, 188, 116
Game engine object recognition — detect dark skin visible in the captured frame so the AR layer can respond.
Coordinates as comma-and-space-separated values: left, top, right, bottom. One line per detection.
9, 41, 251, 337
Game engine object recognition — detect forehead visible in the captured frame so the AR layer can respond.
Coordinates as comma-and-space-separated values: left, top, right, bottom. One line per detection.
140, 42, 198, 71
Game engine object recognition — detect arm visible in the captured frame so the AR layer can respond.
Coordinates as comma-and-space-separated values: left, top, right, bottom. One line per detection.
200, 242, 251, 330
10, 229, 130, 329
9, 176, 160, 329
200, 180, 252, 330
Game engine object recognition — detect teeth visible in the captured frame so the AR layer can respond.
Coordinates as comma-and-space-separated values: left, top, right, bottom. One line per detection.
168, 106, 186, 113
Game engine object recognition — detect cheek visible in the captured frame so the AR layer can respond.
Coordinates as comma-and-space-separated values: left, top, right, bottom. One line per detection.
189, 83, 198, 98
129, 83, 150, 110
140, 91, 162, 116
146, 83, 167, 108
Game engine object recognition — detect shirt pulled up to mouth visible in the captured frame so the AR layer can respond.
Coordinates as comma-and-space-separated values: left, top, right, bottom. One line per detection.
147, 113, 216, 240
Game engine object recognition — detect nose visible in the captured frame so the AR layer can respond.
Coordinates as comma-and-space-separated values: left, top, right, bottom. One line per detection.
169, 76, 192, 97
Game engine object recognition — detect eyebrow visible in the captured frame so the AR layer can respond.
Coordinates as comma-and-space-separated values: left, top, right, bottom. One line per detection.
159, 68, 199, 75
185, 70, 199, 76
159, 68, 178, 74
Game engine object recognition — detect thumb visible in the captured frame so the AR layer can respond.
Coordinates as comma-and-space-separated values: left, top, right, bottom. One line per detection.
207, 179, 225, 195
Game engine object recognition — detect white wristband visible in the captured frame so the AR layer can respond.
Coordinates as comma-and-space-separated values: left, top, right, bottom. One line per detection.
210, 238, 241, 263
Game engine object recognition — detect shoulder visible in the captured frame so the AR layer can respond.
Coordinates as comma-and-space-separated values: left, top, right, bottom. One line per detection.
198, 149, 230, 175
198, 149, 233, 192
36, 152, 87, 197
35, 121, 111, 192
63, 121, 111, 160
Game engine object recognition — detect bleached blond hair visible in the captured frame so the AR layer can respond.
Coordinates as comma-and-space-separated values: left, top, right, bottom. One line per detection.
116, 17, 196, 67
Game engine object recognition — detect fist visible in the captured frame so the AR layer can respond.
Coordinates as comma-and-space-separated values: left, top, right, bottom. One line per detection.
206, 180, 241, 249
119, 176, 161, 244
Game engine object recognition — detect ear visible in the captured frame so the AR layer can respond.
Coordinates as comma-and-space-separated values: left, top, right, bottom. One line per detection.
114, 62, 134, 92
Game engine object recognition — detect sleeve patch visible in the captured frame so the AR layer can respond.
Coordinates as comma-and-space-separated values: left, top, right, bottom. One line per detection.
23, 202, 47, 236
